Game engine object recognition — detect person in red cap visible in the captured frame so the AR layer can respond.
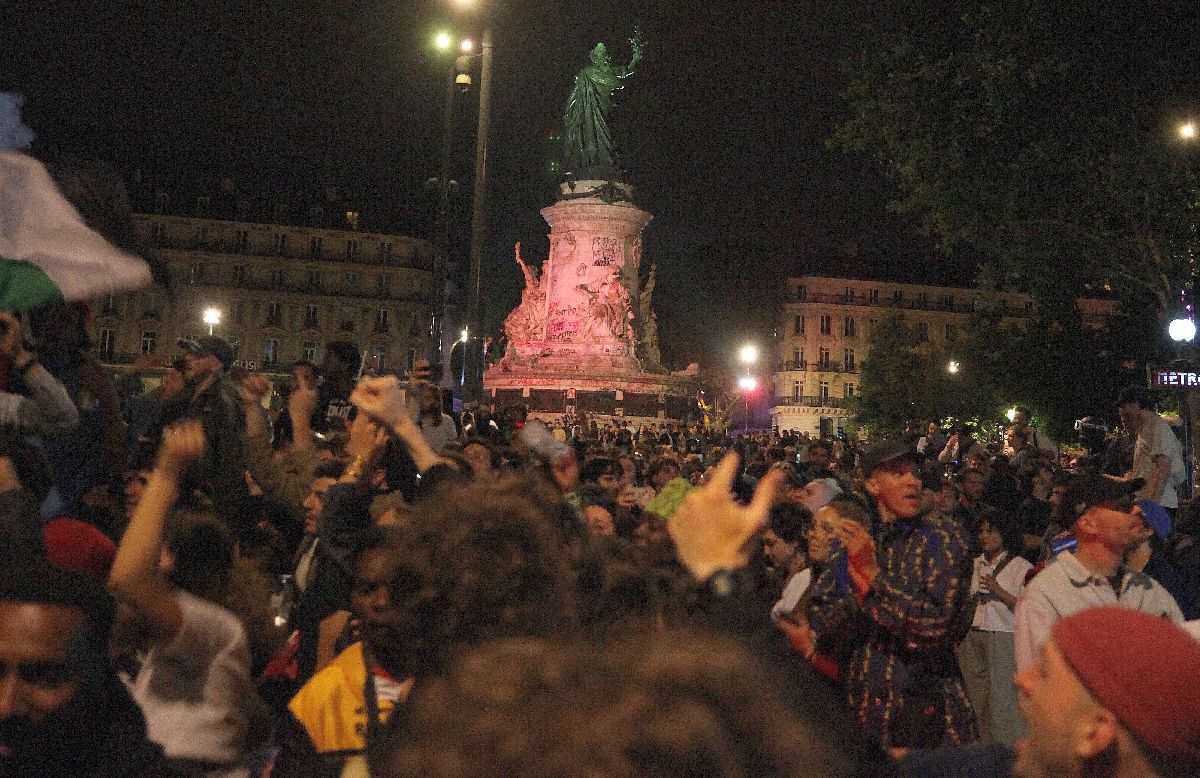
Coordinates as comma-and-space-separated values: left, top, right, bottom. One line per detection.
1014, 606, 1200, 777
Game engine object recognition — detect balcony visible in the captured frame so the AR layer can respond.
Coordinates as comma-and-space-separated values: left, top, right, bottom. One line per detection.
777, 360, 857, 374
772, 395, 849, 409
790, 289, 999, 315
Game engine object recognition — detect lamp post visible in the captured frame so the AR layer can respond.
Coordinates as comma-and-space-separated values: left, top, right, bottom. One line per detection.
947, 360, 961, 375
1170, 314, 1197, 495
738, 343, 758, 437
202, 307, 221, 336
464, 23, 493, 401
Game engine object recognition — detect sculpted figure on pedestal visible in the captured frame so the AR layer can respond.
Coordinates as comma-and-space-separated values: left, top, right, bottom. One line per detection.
563, 30, 645, 177
577, 268, 634, 343
502, 242, 547, 345
636, 263, 661, 366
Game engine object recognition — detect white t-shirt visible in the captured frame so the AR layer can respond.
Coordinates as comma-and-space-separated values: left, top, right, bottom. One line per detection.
1132, 415, 1185, 509
128, 590, 261, 771
969, 551, 1032, 633
771, 568, 813, 622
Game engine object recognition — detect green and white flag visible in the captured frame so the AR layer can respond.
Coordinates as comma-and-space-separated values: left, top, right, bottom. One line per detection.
0, 149, 152, 311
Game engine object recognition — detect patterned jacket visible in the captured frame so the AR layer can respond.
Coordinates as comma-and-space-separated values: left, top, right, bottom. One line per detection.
806, 508, 978, 747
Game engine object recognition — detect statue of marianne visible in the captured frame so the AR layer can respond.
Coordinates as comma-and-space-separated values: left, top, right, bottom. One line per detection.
562, 30, 645, 177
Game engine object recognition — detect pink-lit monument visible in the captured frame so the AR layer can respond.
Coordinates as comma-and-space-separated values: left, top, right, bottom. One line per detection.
484, 179, 698, 421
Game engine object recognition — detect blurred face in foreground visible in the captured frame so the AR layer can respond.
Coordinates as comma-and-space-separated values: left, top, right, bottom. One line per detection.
1013, 640, 1109, 778
0, 603, 89, 766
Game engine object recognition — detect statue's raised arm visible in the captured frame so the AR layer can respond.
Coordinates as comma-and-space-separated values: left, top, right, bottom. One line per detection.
562, 30, 646, 178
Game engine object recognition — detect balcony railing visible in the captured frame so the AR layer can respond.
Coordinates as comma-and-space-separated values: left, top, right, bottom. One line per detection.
778, 360, 857, 374
790, 289, 1026, 315
772, 395, 850, 409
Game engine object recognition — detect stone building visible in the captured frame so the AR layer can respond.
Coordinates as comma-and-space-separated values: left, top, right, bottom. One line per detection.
771, 275, 1116, 437
93, 214, 434, 374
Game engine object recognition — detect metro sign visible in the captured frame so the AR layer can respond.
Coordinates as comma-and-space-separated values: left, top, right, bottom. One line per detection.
1149, 367, 1200, 389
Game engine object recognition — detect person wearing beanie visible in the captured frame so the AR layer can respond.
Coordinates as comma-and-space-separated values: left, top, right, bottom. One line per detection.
1013, 474, 1183, 670
1014, 606, 1200, 777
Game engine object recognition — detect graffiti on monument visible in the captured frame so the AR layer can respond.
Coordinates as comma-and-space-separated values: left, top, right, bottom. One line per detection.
592, 236, 620, 266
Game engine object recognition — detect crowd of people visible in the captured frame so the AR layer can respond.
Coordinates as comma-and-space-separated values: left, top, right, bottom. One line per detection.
1, 306, 1199, 777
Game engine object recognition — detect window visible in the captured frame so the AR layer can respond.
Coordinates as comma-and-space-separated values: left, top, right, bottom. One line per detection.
844, 383, 856, 398
819, 381, 830, 400
304, 304, 319, 329
370, 343, 388, 369
793, 315, 805, 336
140, 330, 157, 355
188, 264, 201, 285
374, 309, 389, 332
309, 236, 323, 259
844, 316, 856, 337
262, 338, 279, 365
791, 380, 800, 398
917, 321, 929, 342
942, 294, 955, 309
819, 314, 831, 335
99, 328, 115, 359
376, 273, 389, 296
195, 195, 210, 215
235, 230, 248, 251
380, 242, 393, 263
795, 284, 807, 301
346, 239, 358, 260
945, 323, 957, 341
893, 289, 903, 303
270, 268, 283, 288
346, 272, 357, 291
917, 292, 928, 305
233, 301, 245, 324
273, 232, 287, 254
869, 288, 879, 304
101, 294, 117, 314
307, 268, 322, 290
792, 349, 802, 367
407, 349, 417, 372
818, 347, 830, 367
844, 348, 855, 371
843, 286, 854, 302
232, 265, 246, 284
266, 302, 282, 326
302, 341, 317, 362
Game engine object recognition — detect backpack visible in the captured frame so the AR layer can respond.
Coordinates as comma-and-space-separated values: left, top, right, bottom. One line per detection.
947, 552, 1017, 645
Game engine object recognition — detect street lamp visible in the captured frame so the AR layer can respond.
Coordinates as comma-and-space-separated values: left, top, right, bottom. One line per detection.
947, 360, 961, 375
738, 375, 758, 437
739, 343, 759, 365
1169, 317, 1196, 343
202, 307, 221, 336
1180, 122, 1196, 140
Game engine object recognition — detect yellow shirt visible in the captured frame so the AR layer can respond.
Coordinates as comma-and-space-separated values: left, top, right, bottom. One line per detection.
288, 642, 412, 756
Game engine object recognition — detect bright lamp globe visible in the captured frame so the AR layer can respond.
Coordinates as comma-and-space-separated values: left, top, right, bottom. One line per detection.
1169, 318, 1196, 343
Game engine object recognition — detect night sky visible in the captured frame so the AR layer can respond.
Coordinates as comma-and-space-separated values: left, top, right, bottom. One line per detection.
3, 1, 969, 369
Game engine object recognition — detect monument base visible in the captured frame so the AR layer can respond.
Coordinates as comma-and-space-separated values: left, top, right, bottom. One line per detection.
484, 359, 698, 425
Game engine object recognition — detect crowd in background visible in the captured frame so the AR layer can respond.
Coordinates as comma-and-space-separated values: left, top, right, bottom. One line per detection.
1, 303, 1199, 777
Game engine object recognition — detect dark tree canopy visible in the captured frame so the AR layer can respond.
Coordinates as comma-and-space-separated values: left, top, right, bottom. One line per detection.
835, 0, 1200, 315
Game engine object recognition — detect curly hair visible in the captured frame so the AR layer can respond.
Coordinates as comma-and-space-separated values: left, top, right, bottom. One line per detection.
384, 632, 860, 777
375, 475, 578, 679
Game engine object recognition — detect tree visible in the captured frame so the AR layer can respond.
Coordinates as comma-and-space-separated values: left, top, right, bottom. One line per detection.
834, 0, 1200, 319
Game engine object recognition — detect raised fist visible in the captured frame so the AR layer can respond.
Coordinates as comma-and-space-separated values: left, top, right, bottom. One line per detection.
158, 420, 206, 477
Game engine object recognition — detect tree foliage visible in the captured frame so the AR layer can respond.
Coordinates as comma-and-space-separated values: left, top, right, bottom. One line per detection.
834, 0, 1200, 316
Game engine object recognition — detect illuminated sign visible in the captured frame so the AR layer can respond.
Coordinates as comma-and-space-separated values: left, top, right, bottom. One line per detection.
1150, 367, 1200, 389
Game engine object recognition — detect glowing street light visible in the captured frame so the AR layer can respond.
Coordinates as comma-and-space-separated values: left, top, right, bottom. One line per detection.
434, 30, 453, 51
460, 38, 474, 53
202, 307, 221, 336
460, 327, 469, 343
1181, 122, 1197, 140
739, 343, 759, 365
1007, 407, 1018, 423
947, 360, 961, 375
1169, 317, 1197, 343
738, 375, 758, 392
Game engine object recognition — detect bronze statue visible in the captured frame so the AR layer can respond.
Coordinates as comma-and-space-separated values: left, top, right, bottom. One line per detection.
563, 30, 645, 177
637, 262, 661, 366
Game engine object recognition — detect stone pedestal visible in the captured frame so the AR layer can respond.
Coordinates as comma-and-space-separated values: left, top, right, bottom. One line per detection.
484, 181, 697, 423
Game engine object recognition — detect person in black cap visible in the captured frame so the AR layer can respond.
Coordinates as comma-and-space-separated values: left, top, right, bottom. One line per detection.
157, 334, 246, 512
1013, 473, 1184, 672
806, 438, 978, 748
